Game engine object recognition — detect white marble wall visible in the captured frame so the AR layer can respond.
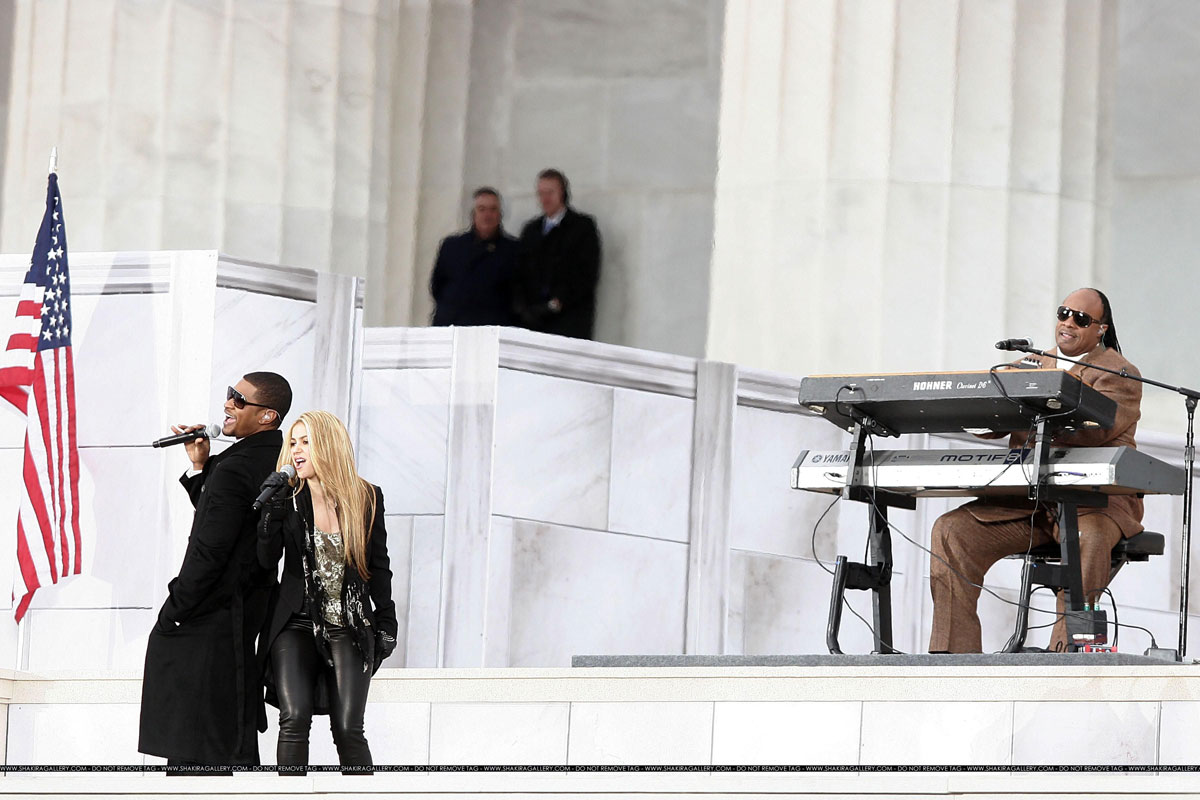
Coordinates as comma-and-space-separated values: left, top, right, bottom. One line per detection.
360, 326, 1200, 662
360, 327, 703, 667
0, 250, 360, 672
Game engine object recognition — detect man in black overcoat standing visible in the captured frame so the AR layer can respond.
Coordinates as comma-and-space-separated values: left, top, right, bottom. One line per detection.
514, 168, 602, 339
430, 187, 519, 327
139, 371, 292, 767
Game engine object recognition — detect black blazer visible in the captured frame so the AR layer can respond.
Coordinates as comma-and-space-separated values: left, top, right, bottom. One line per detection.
257, 483, 397, 658
514, 208, 601, 339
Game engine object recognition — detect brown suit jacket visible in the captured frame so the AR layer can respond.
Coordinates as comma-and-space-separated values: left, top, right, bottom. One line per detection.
961, 345, 1144, 537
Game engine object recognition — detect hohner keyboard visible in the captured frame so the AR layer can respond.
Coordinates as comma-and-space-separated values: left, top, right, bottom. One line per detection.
791, 446, 1185, 498
798, 368, 1116, 435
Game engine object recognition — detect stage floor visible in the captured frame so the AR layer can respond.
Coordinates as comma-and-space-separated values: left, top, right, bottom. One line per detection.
572, 652, 1189, 667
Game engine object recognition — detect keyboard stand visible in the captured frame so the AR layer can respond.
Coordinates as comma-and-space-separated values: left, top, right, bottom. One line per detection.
826, 415, 914, 655
1021, 417, 1109, 652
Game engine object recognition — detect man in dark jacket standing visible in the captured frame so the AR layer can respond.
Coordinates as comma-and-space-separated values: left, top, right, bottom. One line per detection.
514, 168, 602, 339
430, 187, 519, 327
139, 371, 292, 767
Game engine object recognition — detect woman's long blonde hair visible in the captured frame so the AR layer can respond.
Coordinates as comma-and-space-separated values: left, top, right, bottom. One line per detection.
277, 410, 376, 580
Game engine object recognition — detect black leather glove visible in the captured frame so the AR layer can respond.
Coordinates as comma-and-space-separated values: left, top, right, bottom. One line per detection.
262, 493, 289, 513
372, 630, 396, 674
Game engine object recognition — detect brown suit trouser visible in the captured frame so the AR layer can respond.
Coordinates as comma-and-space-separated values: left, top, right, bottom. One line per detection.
928, 505, 1122, 653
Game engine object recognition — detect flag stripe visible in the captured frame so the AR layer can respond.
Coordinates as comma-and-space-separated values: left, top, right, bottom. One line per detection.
13, 518, 36, 621
5, 334, 37, 351
22, 440, 56, 583
52, 353, 74, 575
0, 385, 28, 410
61, 350, 81, 573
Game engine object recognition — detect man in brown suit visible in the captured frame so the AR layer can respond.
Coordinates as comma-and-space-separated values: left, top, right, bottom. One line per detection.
929, 288, 1142, 653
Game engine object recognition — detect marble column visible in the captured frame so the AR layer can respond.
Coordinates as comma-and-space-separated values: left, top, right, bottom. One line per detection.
388, 0, 474, 330
0, 0, 431, 327
685, 361, 737, 654
706, 0, 1117, 378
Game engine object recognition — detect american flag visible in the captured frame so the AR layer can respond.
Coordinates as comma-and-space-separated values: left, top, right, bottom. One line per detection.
0, 172, 81, 622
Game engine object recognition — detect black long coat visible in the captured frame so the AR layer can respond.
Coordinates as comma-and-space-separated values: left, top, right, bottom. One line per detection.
514, 208, 602, 339
430, 228, 519, 326
138, 429, 282, 765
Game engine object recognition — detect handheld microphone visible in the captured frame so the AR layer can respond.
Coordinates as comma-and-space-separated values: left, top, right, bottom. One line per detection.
151, 423, 222, 448
995, 338, 1034, 352
252, 464, 298, 511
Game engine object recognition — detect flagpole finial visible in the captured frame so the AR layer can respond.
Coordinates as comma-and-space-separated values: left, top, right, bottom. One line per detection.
48, 147, 58, 175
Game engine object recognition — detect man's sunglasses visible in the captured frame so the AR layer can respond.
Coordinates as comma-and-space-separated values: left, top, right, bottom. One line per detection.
227, 386, 274, 412
1056, 305, 1099, 328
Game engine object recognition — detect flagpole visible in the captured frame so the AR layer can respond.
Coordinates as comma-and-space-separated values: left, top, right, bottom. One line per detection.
48, 147, 57, 175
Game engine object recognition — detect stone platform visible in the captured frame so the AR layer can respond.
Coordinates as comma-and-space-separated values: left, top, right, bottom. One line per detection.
7, 663, 1200, 769
5, 664, 1200, 795
573, 652, 1185, 667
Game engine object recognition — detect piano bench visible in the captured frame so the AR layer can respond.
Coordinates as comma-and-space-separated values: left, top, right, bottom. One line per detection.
1002, 530, 1165, 652
1018, 530, 1165, 564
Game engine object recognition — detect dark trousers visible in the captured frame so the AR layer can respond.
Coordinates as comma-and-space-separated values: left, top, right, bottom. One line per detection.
271, 616, 373, 768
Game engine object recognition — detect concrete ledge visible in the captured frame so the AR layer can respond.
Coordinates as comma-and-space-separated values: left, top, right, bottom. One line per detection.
573, 652, 1182, 667
10, 664, 1200, 704
1, 769, 1200, 797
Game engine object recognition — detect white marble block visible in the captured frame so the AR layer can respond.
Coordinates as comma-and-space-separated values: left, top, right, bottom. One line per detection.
358, 369, 452, 515
507, 520, 688, 666
712, 701, 862, 765
860, 700, 1014, 765
493, 369, 614, 531
429, 702, 570, 765
567, 701, 714, 766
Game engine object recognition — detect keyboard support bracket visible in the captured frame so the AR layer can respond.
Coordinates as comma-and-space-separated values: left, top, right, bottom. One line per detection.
826, 419, 914, 655
1022, 417, 1108, 652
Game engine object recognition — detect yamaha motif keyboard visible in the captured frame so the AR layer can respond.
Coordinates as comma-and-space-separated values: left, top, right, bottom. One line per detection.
798, 369, 1116, 435
791, 446, 1185, 498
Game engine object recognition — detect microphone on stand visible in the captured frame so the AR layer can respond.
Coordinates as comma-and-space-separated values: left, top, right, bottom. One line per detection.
252, 465, 298, 511
151, 423, 222, 448
995, 337, 1035, 352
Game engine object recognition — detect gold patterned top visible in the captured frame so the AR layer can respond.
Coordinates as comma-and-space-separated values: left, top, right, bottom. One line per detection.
312, 525, 346, 626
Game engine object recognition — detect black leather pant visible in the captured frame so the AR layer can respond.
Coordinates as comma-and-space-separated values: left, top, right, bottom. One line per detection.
271, 616, 373, 768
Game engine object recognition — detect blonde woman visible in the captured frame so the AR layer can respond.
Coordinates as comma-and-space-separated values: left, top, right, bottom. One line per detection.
257, 411, 395, 769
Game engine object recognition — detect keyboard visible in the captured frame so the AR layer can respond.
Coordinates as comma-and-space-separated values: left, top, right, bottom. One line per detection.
797, 368, 1117, 435
790, 446, 1185, 498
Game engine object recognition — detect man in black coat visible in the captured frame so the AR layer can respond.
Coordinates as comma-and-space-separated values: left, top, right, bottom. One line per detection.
139, 371, 293, 767
430, 187, 518, 327
514, 168, 602, 340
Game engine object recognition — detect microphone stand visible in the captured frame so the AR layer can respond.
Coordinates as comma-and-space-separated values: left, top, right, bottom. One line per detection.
1007, 342, 1200, 659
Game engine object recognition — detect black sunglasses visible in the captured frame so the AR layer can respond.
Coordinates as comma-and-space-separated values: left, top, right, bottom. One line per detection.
227, 386, 274, 413
1056, 305, 1099, 328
